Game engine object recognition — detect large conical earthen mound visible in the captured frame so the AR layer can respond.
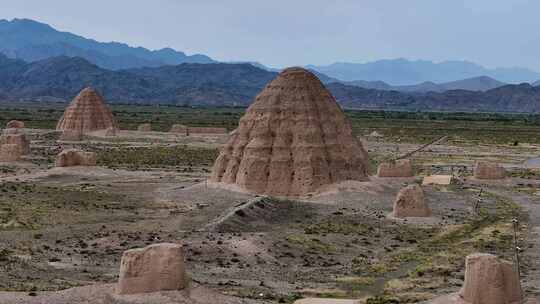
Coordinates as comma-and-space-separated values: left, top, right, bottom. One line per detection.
56, 87, 117, 133
210, 67, 369, 197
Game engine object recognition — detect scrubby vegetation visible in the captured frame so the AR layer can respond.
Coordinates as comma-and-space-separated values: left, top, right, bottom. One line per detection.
2, 103, 540, 145
0, 182, 128, 230
96, 145, 219, 170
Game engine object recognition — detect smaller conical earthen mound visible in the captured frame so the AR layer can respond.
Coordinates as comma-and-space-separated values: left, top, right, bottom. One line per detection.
117, 243, 187, 295
55, 149, 97, 167
56, 87, 117, 133
392, 184, 431, 218
378, 159, 413, 177
210, 67, 369, 197
0, 133, 30, 155
0, 144, 23, 162
474, 161, 506, 180
459, 253, 521, 304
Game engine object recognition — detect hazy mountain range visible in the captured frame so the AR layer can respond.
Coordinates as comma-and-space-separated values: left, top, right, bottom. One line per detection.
2, 18, 540, 89
327, 82, 540, 113
1, 54, 540, 112
1, 18, 540, 112
0, 18, 214, 70
345, 76, 506, 92
307, 59, 540, 85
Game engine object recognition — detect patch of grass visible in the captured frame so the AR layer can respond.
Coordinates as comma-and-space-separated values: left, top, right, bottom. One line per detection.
355, 190, 522, 301
96, 145, 218, 169
0, 182, 128, 230
511, 169, 540, 180
285, 235, 336, 253
304, 221, 369, 235
0, 165, 16, 174
365, 295, 400, 304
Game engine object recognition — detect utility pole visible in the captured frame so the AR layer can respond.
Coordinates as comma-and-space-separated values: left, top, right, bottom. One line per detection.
511, 218, 523, 302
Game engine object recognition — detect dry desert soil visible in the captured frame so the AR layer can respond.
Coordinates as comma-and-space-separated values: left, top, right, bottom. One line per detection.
0, 117, 539, 304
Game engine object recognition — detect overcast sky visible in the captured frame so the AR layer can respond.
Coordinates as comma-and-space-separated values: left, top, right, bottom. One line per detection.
2, 0, 540, 70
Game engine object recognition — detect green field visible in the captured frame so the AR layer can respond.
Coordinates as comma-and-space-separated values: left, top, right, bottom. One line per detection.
1, 102, 540, 145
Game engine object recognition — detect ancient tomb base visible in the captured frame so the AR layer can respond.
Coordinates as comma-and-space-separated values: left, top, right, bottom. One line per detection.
377, 159, 413, 177
459, 253, 521, 304
392, 184, 431, 218
210, 67, 369, 197
474, 161, 507, 180
55, 149, 97, 167
117, 243, 188, 295
0, 133, 30, 155
0, 144, 23, 162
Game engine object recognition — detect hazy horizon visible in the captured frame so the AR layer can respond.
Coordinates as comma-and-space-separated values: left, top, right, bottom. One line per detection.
2, 0, 540, 71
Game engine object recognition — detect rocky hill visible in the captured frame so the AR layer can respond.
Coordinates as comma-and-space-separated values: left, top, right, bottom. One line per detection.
1, 54, 540, 112
0, 54, 276, 105
327, 82, 540, 112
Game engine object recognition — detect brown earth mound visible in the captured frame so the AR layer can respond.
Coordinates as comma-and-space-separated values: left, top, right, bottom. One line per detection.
117, 243, 187, 295
0, 144, 23, 162
137, 124, 152, 132
210, 67, 369, 197
392, 184, 431, 218
0, 133, 30, 155
56, 87, 117, 133
473, 161, 506, 180
377, 159, 413, 177
55, 149, 97, 167
460, 253, 522, 304
6, 120, 24, 128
